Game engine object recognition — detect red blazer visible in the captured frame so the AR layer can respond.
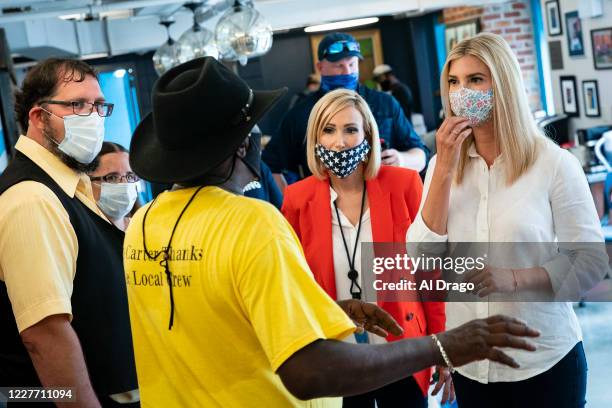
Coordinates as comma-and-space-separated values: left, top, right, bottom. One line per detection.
282, 166, 445, 396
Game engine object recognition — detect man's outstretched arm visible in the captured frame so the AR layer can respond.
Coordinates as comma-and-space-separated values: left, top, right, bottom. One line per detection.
277, 314, 539, 400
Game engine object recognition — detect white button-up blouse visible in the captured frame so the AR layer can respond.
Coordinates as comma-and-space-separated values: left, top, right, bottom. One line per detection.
407, 139, 604, 383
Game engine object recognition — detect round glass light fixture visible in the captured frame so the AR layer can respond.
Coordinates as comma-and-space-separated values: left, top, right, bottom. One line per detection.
152, 19, 180, 76
176, 2, 220, 63
215, 0, 273, 66
176, 25, 219, 62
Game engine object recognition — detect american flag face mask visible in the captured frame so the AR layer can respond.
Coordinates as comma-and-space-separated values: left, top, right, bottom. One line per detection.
315, 139, 370, 178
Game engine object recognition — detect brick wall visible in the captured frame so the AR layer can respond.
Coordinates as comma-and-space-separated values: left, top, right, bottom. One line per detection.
443, 1, 542, 111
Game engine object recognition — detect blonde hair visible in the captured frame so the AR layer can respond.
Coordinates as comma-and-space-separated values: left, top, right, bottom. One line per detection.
306, 88, 381, 180
440, 32, 546, 184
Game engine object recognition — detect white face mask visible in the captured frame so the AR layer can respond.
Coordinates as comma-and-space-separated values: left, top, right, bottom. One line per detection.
97, 182, 138, 220
60, 114, 105, 164
43, 108, 106, 164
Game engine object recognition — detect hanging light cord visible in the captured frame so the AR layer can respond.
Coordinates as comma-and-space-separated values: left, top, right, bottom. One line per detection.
160, 20, 175, 45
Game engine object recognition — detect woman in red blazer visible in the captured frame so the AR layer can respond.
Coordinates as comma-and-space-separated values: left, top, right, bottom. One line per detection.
282, 89, 447, 407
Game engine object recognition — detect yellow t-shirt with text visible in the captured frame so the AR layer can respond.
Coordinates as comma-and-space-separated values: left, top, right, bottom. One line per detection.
124, 186, 355, 407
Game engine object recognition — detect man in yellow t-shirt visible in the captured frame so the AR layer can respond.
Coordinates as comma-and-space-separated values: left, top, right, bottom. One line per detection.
125, 186, 354, 407
125, 57, 542, 407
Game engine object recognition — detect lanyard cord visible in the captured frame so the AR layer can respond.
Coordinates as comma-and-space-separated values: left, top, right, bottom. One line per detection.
142, 185, 205, 330
332, 180, 366, 300
140, 157, 238, 330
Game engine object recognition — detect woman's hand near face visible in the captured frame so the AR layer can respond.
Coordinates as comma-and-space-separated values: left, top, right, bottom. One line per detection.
418, 117, 471, 236
434, 117, 472, 175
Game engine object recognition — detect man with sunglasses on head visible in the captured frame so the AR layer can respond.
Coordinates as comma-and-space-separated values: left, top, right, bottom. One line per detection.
0, 58, 138, 407
263, 32, 428, 191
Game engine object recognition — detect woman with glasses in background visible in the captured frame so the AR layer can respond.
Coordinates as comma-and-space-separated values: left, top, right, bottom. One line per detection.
89, 142, 140, 231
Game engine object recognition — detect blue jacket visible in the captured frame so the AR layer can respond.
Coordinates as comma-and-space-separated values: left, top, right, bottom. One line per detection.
262, 85, 427, 179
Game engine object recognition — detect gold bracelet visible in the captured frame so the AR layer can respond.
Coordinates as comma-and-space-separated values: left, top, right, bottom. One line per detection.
431, 334, 455, 373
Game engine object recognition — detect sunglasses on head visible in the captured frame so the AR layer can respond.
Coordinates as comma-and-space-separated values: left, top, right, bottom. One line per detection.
323, 40, 360, 58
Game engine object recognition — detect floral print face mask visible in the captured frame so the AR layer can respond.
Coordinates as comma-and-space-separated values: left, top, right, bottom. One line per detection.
449, 87, 494, 127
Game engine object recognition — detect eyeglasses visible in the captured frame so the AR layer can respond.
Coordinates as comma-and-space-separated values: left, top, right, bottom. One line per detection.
323, 41, 361, 58
39, 100, 114, 117
90, 172, 140, 183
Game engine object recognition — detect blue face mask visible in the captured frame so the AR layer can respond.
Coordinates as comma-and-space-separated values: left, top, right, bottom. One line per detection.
320, 72, 359, 92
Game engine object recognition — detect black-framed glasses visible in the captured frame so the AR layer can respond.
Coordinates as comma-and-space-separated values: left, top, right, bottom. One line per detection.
323, 41, 361, 58
39, 100, 114, 117
90, 172, 140, 183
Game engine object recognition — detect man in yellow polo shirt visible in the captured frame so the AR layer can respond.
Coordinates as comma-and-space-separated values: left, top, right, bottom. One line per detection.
0, 58, 138, 406
125, 57, 541, 407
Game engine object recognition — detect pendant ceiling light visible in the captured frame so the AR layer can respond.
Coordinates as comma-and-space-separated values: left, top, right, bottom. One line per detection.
152, 19, 180, 76
195, 0, 233, 25
176, 1, 219, 64
215, 0, 273, 66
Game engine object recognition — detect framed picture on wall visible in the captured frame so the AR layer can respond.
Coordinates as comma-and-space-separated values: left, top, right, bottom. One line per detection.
582, 80, 601, 117
545, 1, 562, 36
560, 76, 579, 117
591, 27, 612, 70
565, 11, 584, 56
549, 40, 564, 69
310, 29, 384, 87
445, 18, 481, 53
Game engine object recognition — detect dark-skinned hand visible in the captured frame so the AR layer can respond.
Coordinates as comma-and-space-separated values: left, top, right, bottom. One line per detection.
437, 314, 540, 368
336, 299, 404, 338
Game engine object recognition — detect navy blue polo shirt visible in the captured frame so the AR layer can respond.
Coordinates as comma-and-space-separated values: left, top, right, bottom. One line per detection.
262, 85, 427, 179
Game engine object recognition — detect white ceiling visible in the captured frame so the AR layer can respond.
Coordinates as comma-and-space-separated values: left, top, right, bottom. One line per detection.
0, 0, 505, 60
0, 0, 504, 26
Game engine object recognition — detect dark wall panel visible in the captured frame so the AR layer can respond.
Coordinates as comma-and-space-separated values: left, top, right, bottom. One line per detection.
238, 33, 313, 135
408, 13, 443, 130
379, 16, 422, 115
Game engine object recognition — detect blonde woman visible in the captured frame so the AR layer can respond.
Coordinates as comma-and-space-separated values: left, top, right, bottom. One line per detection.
407, 33, 604, 407
282, 89, 447, 407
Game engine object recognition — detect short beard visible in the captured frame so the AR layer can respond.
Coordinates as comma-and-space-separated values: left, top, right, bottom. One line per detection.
42, 118, 98, 173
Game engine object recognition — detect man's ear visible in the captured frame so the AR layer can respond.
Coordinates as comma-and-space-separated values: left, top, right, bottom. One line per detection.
29, 107, 46, 131
316, 61, 323, 73
236, 139, 248, 159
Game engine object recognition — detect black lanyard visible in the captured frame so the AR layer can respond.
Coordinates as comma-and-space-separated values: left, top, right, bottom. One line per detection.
142, 185, 205, 330
332, 181, 367, 300
140, 157, 238, 331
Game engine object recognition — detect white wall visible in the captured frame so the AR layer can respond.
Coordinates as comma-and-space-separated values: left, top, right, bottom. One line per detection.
541, 0, 612, 135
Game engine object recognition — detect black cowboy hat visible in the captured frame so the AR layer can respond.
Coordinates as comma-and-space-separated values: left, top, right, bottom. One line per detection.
130, 57, 287, 183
